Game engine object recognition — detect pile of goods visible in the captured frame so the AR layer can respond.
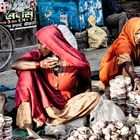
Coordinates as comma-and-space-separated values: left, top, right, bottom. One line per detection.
67, 70, 140, 140
109, 75, 140, 117
130, 66, 140, 116
67, 114, 140, 140
0, 114, 13, 140
127, 90, 140, 117
109, 76, 132, 101
134, 66, 140, 77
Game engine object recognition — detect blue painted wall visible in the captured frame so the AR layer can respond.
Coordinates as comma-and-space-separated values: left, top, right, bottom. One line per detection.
37, 0, 103, 31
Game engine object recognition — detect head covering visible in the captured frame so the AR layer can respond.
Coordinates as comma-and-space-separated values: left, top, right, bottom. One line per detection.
101, 17, 140, 62
99, 17, 140, 86
114, 17, 140, 49
35, 25, 89, 67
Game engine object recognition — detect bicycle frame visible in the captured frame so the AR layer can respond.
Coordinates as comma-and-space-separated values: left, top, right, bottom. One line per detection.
0, 0, 37, 72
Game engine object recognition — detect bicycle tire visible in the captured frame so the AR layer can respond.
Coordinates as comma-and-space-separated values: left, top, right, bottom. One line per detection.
0, 25, 14, 72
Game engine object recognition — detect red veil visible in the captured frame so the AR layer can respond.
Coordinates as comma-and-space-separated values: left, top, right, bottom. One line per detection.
35, 25, 89, 68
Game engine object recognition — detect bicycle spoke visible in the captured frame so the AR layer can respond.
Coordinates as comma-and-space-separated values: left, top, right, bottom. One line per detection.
0, 25, 14, 71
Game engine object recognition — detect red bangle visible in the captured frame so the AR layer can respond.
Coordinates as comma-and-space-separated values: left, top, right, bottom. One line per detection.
35, 62, 40, 68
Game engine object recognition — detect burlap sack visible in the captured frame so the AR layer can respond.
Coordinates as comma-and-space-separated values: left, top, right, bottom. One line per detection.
87, 15, 107, 49
88, 26, 107, 49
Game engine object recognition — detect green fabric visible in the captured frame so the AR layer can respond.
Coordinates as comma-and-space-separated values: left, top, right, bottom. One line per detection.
12, 128, 28, 140
12, 127, 45, 139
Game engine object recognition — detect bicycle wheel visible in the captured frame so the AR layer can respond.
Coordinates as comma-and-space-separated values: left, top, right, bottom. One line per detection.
0, 25, 14, 72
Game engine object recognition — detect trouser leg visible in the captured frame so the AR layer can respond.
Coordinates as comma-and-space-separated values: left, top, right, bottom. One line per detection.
16, 70, 46, 128
118, 12, 128, 34
105, 12, 128, 34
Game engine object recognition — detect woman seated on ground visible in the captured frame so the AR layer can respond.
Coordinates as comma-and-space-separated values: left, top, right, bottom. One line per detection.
11, 25, 100, 129
99, 17, 140, 97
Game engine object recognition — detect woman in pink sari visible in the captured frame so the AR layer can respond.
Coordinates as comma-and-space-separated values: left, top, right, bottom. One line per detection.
11, 25, 100, 129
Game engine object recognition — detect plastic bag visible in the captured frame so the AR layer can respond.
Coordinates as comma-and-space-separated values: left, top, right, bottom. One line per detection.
89, 96, 126, 127
58, 25, 78, 49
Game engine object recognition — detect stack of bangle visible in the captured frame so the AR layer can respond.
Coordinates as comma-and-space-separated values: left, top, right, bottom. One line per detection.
35, 61, 40, 68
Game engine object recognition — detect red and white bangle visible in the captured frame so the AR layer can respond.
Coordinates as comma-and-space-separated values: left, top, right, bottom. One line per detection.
35, 61, 40, 68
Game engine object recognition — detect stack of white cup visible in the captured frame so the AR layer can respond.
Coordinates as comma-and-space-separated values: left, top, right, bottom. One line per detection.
0, 115, 4, 140
115, 76, 127, 105
134, 66, 140, 77
109, 79, 118, 101
109, 75, 133, 114
0, 114, 13, 140
109, 75, 127, 105
127, 90, 140, 117
3, 116, 13, 140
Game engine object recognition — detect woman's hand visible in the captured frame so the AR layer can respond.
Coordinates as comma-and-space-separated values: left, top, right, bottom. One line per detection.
134, 78, 140, 91
11, 57, 59, 70
40, 57, 59, 69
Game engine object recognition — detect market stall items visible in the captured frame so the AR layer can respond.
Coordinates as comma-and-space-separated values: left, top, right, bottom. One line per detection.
134, 66, 140, 77
0, 114, 13, 140
109, 76, 130, 114
126, 90, 140, 117
109, 75, 140, 117
67, 115, 140, 139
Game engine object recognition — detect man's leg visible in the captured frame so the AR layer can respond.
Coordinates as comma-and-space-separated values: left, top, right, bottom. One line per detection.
105, 12, 128, 34
118, 12, 128, 34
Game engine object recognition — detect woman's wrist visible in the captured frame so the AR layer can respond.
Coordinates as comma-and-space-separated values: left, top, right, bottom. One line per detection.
35, 61, 40, 68
122, 61, 138, 80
